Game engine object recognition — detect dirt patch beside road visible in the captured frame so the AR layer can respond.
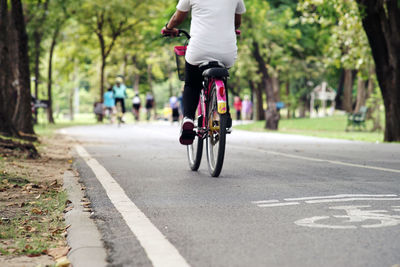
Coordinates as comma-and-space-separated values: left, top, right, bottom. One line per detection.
0, 134, 76, 267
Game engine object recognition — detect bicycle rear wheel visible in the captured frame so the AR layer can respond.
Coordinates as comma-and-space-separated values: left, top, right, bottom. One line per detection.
187, 116, 203, 171
206, 84, 227, 177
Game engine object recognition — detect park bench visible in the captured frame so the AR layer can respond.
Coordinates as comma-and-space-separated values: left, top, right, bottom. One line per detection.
346, 106, 368, 131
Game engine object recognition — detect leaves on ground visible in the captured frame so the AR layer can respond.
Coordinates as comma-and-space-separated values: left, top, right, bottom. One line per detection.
0, 134, 74, 266
47, 246, 70, 259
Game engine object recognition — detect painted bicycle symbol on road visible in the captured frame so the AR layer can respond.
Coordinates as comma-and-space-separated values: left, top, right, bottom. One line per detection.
252, 194, 400, 229
295, 205, 400, 229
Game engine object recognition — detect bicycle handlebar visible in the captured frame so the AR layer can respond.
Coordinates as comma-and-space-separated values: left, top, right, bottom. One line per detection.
161, 28, 241, 39
161, 29, 191, 39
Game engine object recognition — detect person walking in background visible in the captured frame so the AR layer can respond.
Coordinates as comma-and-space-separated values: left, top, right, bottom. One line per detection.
241, 95, 252, 120
93, 101, 104, 122
145, 92, 154, 121
132, 93, 141, 121
170, 95, 180, 122
113, 77, 127, 122
233, 96, 242, 121
104, 87, 116, 123
178, 87, 184, 121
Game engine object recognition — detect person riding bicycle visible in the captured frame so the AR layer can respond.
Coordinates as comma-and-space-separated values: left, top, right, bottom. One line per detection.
162, 0, 246, 145
113, 77, 127, 122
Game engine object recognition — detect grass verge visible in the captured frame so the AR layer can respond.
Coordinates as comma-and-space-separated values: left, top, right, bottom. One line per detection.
0, 127, 74, 265
235, 115, 384, 143
0, 179, 68, 256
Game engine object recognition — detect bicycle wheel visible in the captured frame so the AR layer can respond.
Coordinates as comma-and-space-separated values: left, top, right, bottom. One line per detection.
206, 84, 227, 177
187, 115, 203, 171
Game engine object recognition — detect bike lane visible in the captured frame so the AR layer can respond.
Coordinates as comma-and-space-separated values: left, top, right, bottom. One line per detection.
65, 124, 400, 267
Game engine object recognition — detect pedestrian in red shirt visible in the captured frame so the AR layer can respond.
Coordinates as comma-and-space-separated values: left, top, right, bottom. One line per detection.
234, 96, 242, 121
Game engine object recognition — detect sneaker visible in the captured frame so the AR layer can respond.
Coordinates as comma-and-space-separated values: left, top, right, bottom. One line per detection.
179, 117, 195, 145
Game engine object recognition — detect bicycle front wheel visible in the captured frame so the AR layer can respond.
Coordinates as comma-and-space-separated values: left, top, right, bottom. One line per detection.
206, 84, 227, 177
187, 116, 203, 171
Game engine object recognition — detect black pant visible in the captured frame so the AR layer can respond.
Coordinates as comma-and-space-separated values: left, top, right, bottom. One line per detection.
115, 98, 126, 113
183, 62, 203, 119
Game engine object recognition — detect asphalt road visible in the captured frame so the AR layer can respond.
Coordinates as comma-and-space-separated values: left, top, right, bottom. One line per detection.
64, 122, 400, 267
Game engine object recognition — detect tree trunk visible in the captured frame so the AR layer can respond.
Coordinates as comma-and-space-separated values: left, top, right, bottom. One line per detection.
134, 73, 140, 92
265, 76, 279, 129
252, 41, 278, 128
147, 64, 157, 117
342, 69, 354, 112
132, 55, 140, 93
69, 85, 74, 121
97, 56, 106, 122
272, 76, 280, 102
0, 1, 18, 137
33, 32, 41, 99
354, 77, 367, 113
366, 67, 375, 120
298, 100, 307, 118
249, 81, 264, 121
335, 69, 345, 110
47, 27, 60, 124
285, 81, 291, 119
121, 54, 128, 78
356, 0, 400, 141
10, 0, 35, 138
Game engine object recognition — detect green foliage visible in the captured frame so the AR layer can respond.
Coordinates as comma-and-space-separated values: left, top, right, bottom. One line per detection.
25, 0, 381, 126
298, 0, 373, 71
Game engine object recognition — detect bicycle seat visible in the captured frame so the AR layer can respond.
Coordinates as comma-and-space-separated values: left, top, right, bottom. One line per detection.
202, 68, 229, 78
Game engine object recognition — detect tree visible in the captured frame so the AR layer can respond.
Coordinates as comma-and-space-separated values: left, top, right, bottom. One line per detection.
300, 0, 400, 141
78, 0, 149, 120
355, 0, 400, 141
0, 0, 17, 136
0, 0, 35, 139
241, 0, 305, 128
45, 0, 73, 123
25, 0, 50, 100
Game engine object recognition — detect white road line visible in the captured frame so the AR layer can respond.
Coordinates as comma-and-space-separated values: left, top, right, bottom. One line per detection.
251, 200, 279, 204
230, 145, 400, 174
305, 198, 400, 204
285, 194, 398, 201
257, 202, 300, 208
75, 145, 190, 267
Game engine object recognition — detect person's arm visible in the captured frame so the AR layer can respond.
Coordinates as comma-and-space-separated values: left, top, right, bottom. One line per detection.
235, 0, 245, 30
235, 14, 242, 29
162, 10, 188, 35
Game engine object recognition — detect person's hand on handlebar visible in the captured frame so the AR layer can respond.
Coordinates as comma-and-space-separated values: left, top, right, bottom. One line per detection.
162, 25, 179, 37
162, 10, 188, 37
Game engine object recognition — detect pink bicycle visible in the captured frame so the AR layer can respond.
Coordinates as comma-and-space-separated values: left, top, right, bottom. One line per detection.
162, 29, 233, 177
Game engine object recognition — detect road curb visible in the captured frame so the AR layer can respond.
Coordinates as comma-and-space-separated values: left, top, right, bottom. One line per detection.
63, 170, 107, 267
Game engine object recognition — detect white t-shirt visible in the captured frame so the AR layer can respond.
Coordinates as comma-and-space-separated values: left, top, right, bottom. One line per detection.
176, 0, 246, 68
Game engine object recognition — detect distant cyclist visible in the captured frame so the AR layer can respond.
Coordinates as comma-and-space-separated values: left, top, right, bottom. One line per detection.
113, 77, 127, 122
162, 0, 246, 145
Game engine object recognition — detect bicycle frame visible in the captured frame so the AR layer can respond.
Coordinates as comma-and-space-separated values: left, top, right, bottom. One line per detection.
197, 77, 227, 139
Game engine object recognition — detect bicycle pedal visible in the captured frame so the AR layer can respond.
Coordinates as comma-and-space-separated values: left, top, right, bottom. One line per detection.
180, 130, 196, 145
182, 130, 196, 137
